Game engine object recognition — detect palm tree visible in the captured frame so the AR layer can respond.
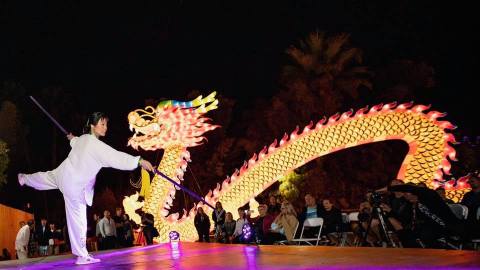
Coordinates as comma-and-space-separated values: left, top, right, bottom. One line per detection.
282, 32, 372, 116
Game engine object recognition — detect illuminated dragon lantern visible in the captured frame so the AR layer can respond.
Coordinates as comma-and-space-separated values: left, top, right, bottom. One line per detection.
124, 91, 471, 243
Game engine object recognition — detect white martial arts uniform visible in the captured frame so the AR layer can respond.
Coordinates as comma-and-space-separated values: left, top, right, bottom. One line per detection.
15, 224, 31, 260
22, 134, 140, 258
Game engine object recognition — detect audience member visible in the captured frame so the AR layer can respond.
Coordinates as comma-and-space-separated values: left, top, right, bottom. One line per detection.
223, 212, 236, 244
99, 210, 116, 250
212, 202, 226, 242
194, 207, 211, 242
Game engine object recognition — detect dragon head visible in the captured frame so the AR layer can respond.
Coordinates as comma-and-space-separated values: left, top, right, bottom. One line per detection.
128, 92, 220, 150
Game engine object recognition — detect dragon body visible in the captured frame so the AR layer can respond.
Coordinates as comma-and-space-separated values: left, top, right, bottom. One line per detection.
124, 93, 470, 243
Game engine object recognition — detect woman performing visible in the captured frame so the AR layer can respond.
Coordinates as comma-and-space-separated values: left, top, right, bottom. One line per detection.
18, 112, 154, 265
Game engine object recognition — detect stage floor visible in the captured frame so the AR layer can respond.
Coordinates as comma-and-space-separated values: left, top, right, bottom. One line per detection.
1, 242, 479, 269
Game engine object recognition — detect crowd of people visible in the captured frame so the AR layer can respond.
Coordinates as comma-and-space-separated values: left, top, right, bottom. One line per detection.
8, 172, 479, 261
194, 173, 480, 250
89, 207, 158, 250
9, 206, 159, 261
12, 218, 69, 260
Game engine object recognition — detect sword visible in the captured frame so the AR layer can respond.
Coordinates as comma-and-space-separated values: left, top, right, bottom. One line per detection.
29, 96, 69, 135
153, 168, 215, 209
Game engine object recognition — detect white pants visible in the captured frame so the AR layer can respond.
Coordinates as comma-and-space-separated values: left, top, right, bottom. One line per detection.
16, 249, 28, 260
23, 171, 89, 258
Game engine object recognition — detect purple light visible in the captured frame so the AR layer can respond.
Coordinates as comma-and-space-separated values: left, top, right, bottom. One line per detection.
169, 230, 180, 241
242, 223, 252, 242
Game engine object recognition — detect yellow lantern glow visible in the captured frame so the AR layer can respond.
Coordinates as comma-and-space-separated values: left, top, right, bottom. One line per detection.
124, 97, 468, 243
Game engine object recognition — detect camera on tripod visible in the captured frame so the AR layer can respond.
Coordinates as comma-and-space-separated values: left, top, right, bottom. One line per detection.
362, 190, 397, 247
369, 191, 383, 206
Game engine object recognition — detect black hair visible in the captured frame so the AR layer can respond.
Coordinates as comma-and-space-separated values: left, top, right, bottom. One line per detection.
83, 112, 109, 134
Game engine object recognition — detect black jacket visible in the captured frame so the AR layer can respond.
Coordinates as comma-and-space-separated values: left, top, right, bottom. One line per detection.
389, 185, 463, 235
194, 213, 211, 232
212, 209, 226, 226
36, 225, 52, 246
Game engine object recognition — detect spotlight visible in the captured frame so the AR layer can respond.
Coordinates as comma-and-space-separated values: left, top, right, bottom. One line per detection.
169, 231, 180, 242
241, 223, 253, 243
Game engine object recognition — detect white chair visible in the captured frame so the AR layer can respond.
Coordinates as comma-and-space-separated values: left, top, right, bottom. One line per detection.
273, 222, 300, 245
346, 212, 361, 246
348, 212, 359, 222
448, 204, 469, 220
337, 213, 352, 246
290, 217, 324, 246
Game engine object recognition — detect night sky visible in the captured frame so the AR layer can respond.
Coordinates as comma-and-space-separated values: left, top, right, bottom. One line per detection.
1, 1, 478, 218
2, 1, 477, 124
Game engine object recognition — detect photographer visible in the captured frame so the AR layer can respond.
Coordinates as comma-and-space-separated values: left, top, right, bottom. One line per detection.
388, 183, 464, 248
360, 186, 407, 247
376, 180, 415, 245
357, 201, 381, 246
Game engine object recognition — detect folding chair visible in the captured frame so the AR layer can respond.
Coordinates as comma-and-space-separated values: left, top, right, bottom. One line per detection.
347, 212, 362, 246
337, 213, 354, 246
448, 204, 469, 220
273, 222, 299, 245
348, 212, 359, 222
290, 217, 324, 246
437, 204, 469, 249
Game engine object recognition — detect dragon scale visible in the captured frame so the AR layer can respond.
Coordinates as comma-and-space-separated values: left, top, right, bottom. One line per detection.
124, 95, 470, 243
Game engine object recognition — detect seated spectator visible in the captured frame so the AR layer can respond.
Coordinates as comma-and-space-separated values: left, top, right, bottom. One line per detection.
297, 193, 324, 239
194, 207, 211, 242
320, 199, 343, 244
267, 195, 281, 217
321, 199, 342, 232
232, 208, 250, 243
337, 196, 351, 210
250, 204, 274, 244
436, 187, 455, 204
264, 201, 299, 244
298, 193, 324, 225
223, 212, 236, 243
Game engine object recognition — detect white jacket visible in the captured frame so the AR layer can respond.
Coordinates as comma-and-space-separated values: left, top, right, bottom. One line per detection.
15, 225, 30, 251
54, 134, 140, 205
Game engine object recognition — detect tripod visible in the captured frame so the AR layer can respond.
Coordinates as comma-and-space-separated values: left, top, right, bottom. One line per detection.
361, 204, 397, 247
